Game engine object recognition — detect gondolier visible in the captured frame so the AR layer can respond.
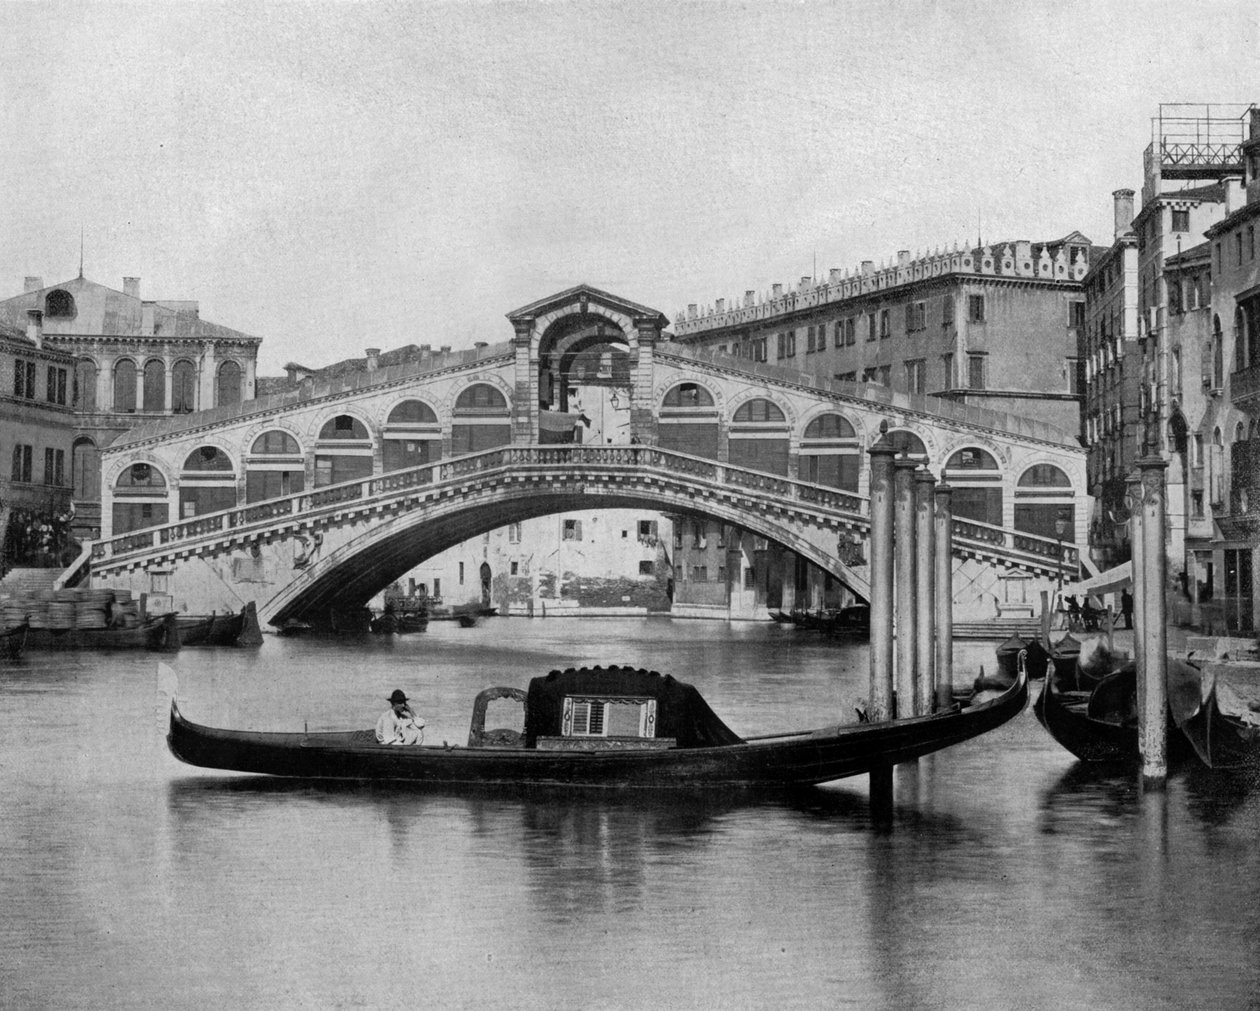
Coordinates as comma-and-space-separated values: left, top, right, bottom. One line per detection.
376, 689, 425, 745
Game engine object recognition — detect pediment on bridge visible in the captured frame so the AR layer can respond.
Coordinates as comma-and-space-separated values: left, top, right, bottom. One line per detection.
506, 284, 668, 329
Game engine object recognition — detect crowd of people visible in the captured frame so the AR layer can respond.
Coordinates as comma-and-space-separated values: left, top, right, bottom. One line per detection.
1, 506, 77, 573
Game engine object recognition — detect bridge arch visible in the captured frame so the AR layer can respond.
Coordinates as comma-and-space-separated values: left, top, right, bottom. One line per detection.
245, 429, 306, 503
110, 457, 170, 534
799, 411, 862, 491
313, 412, 375, 487
264, 478, 868, 626
178, 444, 238, 518
381, 397, 442, 471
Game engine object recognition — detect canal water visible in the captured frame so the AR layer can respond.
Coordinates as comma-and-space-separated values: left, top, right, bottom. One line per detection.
2, 617, 1258, 1009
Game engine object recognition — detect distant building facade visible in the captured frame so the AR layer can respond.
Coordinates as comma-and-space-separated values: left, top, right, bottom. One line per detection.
0, 315, 76, 571
0, 274, 263, 539
672, 235, 1096, 436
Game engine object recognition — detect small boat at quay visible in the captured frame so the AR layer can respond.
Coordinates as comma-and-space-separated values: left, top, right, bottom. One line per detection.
1169, 656, 1260, 770
1, 621, 28, 660
23, 613, 180, 652
1034, 647, 1201, 765
175, 602, 264, 647
168, 660, 1027, 789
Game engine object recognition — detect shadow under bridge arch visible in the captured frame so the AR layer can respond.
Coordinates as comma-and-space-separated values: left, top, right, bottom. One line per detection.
262, 476, 871, 626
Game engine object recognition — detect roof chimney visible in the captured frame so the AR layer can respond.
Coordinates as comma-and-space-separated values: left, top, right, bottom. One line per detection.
743, 290, 755, 307
365, 348, 380, 371
24, 276, 43, 293
1112, 189, 1135, 239
123, 277, 140, 300
26, 309, 43, 348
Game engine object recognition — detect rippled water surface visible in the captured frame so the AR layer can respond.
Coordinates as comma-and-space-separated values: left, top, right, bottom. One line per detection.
3, 617, 1259, 1009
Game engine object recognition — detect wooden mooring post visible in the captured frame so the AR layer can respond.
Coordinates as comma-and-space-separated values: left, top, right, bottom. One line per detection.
1137, 457, 1169, 787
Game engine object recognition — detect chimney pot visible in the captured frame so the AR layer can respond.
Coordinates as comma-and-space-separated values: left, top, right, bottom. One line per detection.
26, 309, 43, 348
744, 290, 755, 307
715, 298, 725, 313
771, 284, 783, 298
687, 303, 698, 319
440, 345, 451, 353
365, 347, 380, 371
474, 341, 488, 350
24, 276, 43, 292
123, 277, 140, 300
1112, 189, 1135, 239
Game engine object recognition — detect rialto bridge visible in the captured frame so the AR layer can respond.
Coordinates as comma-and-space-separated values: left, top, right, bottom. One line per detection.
86, 285, 1090, 628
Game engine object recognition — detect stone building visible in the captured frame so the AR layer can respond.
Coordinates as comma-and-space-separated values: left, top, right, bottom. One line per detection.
672, 235, 1097, 436
0, 314, 76, 571
0, 274, 263, 539
1080, 191, 1142, 570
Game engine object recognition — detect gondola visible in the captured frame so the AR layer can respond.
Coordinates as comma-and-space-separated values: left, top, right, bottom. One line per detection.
1034, 652, 1197, 764
1, 621, 28, 660
168, 661, 1027, 788
1169, 659, 1260, 770
23, 613, 180, 652
176, 602, 264, 647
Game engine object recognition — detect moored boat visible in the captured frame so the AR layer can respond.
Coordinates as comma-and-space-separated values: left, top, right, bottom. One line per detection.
1, 621, 28, 660
24, 612, 180, 652
176, 602, 263, 647
1169, 657, 1260, 770
168, 661, 1027, 788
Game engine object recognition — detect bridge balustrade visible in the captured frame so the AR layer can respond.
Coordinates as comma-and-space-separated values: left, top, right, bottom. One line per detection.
90, 443, 1073, 581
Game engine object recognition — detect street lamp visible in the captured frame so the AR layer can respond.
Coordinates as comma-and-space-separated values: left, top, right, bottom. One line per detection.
1054, 516, 1069, 592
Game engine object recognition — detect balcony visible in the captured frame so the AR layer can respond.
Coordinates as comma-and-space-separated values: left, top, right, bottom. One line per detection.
1231, 361, 1260, 414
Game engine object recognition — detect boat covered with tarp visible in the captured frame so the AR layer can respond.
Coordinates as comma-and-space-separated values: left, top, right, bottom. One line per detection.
168, 662, 1027, 789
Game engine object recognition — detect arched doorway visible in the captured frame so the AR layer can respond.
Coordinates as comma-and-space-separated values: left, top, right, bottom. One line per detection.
479, 561, 492, 607
536, 311, 632, 445
72, 437, 100, 503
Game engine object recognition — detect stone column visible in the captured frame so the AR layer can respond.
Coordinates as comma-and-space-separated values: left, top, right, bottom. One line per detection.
1138, 457, 1169, 786
914, 468, 936, 715
632, 316, 661, 445
511, 319, 535, 444
934, 482, 955, 710
894, 458, 919, 717
866, 431, 896, 723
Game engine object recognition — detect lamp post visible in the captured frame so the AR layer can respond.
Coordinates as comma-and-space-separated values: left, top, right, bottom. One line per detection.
1055, 516, 1068, 592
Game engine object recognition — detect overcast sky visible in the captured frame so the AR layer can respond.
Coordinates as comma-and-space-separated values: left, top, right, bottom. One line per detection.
2, 1, 1257, 373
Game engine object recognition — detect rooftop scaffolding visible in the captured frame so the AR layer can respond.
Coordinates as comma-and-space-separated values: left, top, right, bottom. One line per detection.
1144, 103, 1253, 200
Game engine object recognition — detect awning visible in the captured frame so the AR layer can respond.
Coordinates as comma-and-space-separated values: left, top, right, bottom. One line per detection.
1060, 561, 1132, 598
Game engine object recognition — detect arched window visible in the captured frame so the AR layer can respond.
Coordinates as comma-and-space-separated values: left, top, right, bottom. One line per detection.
658, 382, 719, 459
728, 398, 789, 475
1014, 463, 1074, 539
315, 415, 374, 487
883, 429, 927, 461
251, 431, 301, 455
216, 360, 242, 407
384, 399, 442, 471
182, 446, 234, 471
72, 437, 100, 503
1213, 316, 1224, 390
143, 359, 165, 412
112, 462, 169, 534
451, 384, 511, 455
45, 289, 75, 318
73, 358, 97, 412
944, 447, 1003, 526
113, 359, 137, 413
800, 413, 860, 491
171, 360, 196, 414
247, 431, 304, 502
179, 447, 237, 518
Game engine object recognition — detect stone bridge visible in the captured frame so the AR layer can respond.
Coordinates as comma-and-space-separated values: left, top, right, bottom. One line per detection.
90, 285, 1088, 626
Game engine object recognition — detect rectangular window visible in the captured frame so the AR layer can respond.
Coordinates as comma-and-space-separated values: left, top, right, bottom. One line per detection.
510, 561, 519, 575
13, 360, 36, 399
11, 444, 33, 483
845, 318, 855, 345
835, 371, 857, 382
968, 354, 987, 390
458, 561, 465, 585
743, 567, 755, 590
968, 294, 986, 322
1237, 232, 1244, 266
942, 353, 954, 388
562, 518, 582, 541
1249, 225, 1255, 261
43, 448, 65, 485
833, 321, 843, 348
806, 326, 816, 353
1171, 209, 1190, 232
690, 565, 708, 581
638, 560, 654, 575
879, 309, 890, 339
879, 365, 890, 387
784, 330, 796, 357
906, 301, 926, 331
46, 366, 67, 405
1068, 301, 1085, 328
866, 313, 877, 341
905, 359, 926, 394
754, 338, 767, 362
1067, 359, 1080, 396
941, 294, 955, 327
508, 522, 521, 543
776, 333, 786, 360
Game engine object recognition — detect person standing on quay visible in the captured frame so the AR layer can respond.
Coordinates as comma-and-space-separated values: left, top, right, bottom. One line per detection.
376, 689, 425, 745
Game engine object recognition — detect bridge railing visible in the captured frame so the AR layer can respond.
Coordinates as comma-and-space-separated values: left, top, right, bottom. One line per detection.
90, 444, 1072, 576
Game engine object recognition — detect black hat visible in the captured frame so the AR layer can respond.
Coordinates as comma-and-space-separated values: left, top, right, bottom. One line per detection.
387, 689, 409, 705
